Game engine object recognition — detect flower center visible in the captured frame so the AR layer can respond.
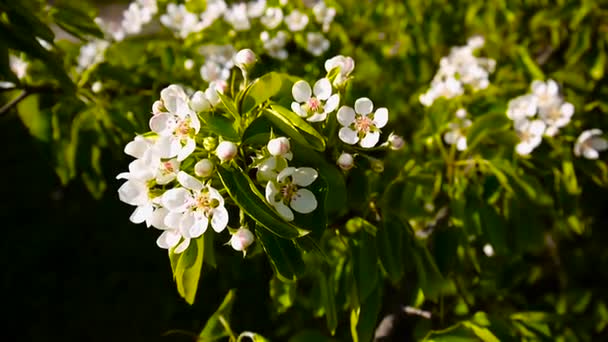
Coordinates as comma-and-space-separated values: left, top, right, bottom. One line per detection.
280, 182, 298, 203
194, 190, 219, 216
305, 97, 323, 114
175, 118, 192, 137
160, 161, 175, 175
355, 115, 374, 134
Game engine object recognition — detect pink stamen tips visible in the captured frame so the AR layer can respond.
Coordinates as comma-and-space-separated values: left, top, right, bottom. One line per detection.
307, 97, 321, 112
355, 115, 374, 134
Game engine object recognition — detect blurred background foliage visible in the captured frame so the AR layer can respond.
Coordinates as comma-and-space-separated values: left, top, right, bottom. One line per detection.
1, 0, 608, 341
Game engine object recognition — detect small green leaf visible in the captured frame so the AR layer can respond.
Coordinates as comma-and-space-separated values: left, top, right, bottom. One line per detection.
320, 270, 338, 335
424, 321, 500, 342
517, 46, 544, 80
241, 72, 298, 114
50, 4, 104, 40
466, 113, 511, 151
17, 94, 50, 142
217, 165, 308, 239
265, 104, 326, 151
199, 289, 236, 340
377, 214, 405, 284
270, 275, 296, 313
217, 90, 241, 123
168, 236, 204, 304
351, 285, 382, 342
256, 227, 305, 282
202, 113, 240, 141
351, 232, 379, 304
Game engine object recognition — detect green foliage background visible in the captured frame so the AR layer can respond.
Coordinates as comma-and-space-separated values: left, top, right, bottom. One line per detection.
1, 0, 608, 341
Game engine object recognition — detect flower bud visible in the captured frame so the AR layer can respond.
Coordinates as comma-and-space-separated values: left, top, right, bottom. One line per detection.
234, 49, 257, 71
229, 228, 255, 252
194, 158, 214, 177
216, 141, 238, 162
203, 137, 218, 151
184, 59, 195, 71
388, 133, 405, 151
190, 91, 211, 112
91, 81, 103, 93
267, 137, 290, 156
337, 152, 354, 171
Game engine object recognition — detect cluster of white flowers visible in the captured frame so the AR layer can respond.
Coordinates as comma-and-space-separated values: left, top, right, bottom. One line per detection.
155, 0, 336, 59
96, 0, 158, 41
117, 82, 243, 254
419, 36, 496, 106
199, 44, 237, 84
443, 108, 471, 151
253, 137, 320, 221
506, 79, 575, 155
76, 39, 110, 72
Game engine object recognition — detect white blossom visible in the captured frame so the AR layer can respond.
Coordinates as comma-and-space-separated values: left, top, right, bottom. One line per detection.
285, 10, 309, 32
9, 55, 28, 79
388, 133, 405, 150
337, 152, 354, 170
337, 98, 389, 148
200, 0, 227, 29
161, 3, 202, 38
531, 79, 560, 108
77, 40, 109, 72
514, 119, 546, 156
539, 101, 574, 137
443, 109, 472, 151
324, 55, 355, 87
260, 31, 289, 60
267, 137, 291, 157
291, 78, 339, 122
229, 228, 255, 253
261, 7, 283, 29
234, 48, 257, 71
195, 158, 215, 177
506, 94, 538, 122
247, 0, 266, 18
574, 129, 608, 160
312, 1, 336, 32
265, 167, 318, 221
216, 141, 238, 162
306, 32, 330, 56
224, 3, 251, 31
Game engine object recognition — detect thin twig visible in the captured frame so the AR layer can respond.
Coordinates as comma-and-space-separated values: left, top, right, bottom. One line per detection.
0, 90, 29, 116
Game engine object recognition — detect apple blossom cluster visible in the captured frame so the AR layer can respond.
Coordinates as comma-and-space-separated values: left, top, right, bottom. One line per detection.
506, 79, 575, 156
419, 36, 496, 106
158, 0, 336, 59
443, 108, 471, 151
96, 0, 158, 42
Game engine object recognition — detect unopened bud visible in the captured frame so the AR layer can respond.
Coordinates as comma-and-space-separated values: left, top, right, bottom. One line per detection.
234, 49, 257, 71
229, 228, 255, 253
194, 158, 214, 177
216, 141, 238, 162
267, 137, 290, 156
190, 91, 211, 112
91, 81, 103, 93
184, 59, 195, 71
337, 152, 354, 171
388, 133, 405, 150
203, 137, 218, 151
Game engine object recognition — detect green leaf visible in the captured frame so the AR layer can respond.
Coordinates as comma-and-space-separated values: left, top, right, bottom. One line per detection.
289, 330, 335, 342
377, 214, 405, 284
424, 321, 500, 342
217, 90, 241, 123
241, 72, 298, 114
168, 236, 204, 304
351, 232, 379, 304
217, 165, 308, 239
517, 46, 544, 80
265, 104, 326, 151
465, 113, 511, 151
320, 270, 338, 335
351, 285, 383, 342
50, 4, 104, 40
256, 227, 305, 282
199, 289, 236, 341
202, 113, 240, 141
17, 93, 50, 142
237, 332, 271, 342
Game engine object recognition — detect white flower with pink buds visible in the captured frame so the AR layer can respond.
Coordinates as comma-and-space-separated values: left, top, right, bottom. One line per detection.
234, 48, 257, 71
337, 152, 354, 171
291, 78, 340, 122
161, 172, 229, 243
267, 137, 291, 157
195, 159, 215, 177
574, 129, 608, 160
266, 167, 318, 221
337, 98, 388, 148
229, 228, 255, 254
149, 85, 200, 161
216, 141, 238, 162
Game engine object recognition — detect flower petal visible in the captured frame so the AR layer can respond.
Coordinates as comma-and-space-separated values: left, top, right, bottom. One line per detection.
339, 127, 359, 145
274, 201, 294, 221
354, 97, 373, 115
177, 138, 196, 161
174, 237, 191, 254
373, 107, 388, 128
292, 80, 311, 102
156, 230, 181, 249
360, 131, 380, 148
189, 216, 208, 238
177, 171, 203, 191
290, 188, 317, 214
293, 167, 318, 187
313, 78, 332, 100
266, 181, 279, 203
307, 113, 327, 122
337, 106, 355, 126
149, 113, 175, 135
291, 102, 306, 117
162, 188, 191, 212
324, 94, 339, 113
211, 206, 229, 232
164, 211, 183, 229
583, 147, 599, 159
130, 204, 153, 224
456, 137, 467, 151
277, 167, 296, 182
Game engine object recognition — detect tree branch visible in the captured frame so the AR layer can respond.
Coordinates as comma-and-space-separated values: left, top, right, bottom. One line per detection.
0, 90, 29, 116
